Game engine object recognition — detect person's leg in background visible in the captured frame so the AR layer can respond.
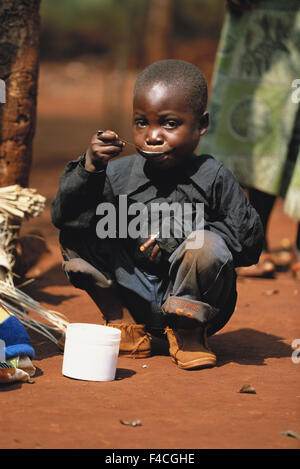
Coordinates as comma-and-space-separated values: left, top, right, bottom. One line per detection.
248, 188, 276, 253
243, 106, 300, 278
244, 191, 300, 278
237, 188, 277, 277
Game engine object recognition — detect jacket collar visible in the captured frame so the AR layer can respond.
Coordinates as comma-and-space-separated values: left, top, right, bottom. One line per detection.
124, 153, 215, 201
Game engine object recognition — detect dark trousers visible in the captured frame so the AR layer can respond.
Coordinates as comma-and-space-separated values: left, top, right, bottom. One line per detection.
59, 229, 237, 336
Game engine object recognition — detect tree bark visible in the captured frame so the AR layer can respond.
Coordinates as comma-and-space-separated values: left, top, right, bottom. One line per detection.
0, 1, 41, 280
0, 0, 41, 188
143, 0, 174, 66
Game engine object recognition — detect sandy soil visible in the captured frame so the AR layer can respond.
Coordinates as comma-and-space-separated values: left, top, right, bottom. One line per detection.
0, 53, 299, 450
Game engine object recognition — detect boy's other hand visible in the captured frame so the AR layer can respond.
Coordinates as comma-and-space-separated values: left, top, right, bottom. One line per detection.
85, 130, 125, 171
136, 236, 162, 264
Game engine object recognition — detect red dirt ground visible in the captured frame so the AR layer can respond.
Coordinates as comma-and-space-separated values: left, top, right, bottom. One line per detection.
0, 53, 299, 450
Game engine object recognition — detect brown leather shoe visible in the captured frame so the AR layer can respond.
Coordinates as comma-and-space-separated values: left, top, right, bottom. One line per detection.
107, 323, 151, 358
165, 325, 216, 370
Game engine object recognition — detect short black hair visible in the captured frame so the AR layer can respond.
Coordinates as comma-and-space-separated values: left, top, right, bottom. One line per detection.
133, 59, 207, 116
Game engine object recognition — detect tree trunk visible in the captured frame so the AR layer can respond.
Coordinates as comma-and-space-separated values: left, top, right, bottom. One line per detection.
0, 0, 41, 188
0, 0, 41, 279
143, 0, 174, 66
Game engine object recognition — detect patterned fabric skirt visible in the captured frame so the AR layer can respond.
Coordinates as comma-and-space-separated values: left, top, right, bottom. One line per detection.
199, 0, 300, 220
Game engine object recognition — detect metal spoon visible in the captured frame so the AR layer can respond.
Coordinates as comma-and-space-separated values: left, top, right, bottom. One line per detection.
97, 130, 166, 158
122, 138, 166, 158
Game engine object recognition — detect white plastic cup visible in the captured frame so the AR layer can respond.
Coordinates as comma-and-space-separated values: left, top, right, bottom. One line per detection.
62, 323, 121, 382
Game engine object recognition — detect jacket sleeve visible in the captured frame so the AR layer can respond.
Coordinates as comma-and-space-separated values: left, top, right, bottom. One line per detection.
209, 165, 264, 267
51, 155, 110, 231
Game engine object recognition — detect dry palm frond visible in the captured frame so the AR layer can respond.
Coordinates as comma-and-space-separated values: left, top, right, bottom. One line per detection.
0, 185, 45, 219
0, 213, 16, 277
0, 185, 69, 344
0, 184, 46, 279
0, 280, 68, 345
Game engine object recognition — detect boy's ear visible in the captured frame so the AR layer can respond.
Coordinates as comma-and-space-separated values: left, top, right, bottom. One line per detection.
198, 111, 209, 136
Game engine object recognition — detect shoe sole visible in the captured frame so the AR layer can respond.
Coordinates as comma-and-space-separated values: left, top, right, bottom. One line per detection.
171, 356, 216, 370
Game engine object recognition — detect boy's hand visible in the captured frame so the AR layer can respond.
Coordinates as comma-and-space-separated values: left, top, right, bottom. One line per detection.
135, 234, 162, 265
85, 130, 125, 171
139, 234, 161, 261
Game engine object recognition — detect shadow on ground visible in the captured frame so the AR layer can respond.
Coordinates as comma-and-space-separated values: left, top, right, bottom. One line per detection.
29, 326, 293, 367
210, 328, 293, 366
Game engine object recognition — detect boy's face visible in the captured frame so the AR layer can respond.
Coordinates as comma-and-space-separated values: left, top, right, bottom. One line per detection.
132, 82, 208, 170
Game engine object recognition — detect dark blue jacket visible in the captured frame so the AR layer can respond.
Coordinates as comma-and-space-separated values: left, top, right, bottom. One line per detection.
51, 153, 263, 267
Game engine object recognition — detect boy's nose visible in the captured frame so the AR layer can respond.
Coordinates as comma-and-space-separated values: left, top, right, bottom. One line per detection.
146, 128, 164, 146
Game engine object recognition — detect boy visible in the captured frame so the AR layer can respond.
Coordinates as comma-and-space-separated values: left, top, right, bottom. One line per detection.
51, 60, 263, 370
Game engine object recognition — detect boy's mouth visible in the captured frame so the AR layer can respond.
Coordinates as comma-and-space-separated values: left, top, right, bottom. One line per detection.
136, 147, 170, 158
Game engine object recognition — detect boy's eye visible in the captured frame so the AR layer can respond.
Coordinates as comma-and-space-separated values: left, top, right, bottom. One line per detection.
135, 119, 147, 128
164, 120, 179, 129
